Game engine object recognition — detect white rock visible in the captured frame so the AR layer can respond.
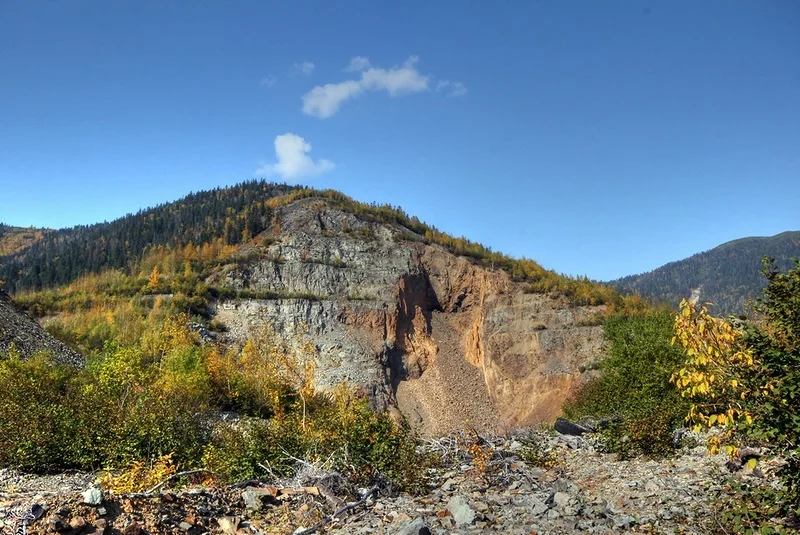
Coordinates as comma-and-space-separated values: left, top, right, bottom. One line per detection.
447, 495, 476, 526
82, 487, 103, 505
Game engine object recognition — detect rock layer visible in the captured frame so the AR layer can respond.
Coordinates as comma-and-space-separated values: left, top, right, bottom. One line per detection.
210, 198, 604, 435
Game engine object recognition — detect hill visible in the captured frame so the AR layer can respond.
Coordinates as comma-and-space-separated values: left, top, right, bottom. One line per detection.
0, 182, 295, 293
0, 224, 46, 257
2, 183, 794, 532
611, 231, 800, 315
1, 182, 640, 435
0, 182, 621, 308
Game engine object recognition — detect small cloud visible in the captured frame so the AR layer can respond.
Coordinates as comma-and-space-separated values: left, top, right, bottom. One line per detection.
302, 56, 429, 119
345, 56, 371, 72
291, 61, 315, 76
259, 76, 277, 88
302, 81, 364, 119
255, 133, 335, 182
361, 56, 428, 96
436, 80, 468, 97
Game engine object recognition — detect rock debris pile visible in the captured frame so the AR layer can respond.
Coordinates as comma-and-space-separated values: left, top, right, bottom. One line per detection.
0, 429, 778, 535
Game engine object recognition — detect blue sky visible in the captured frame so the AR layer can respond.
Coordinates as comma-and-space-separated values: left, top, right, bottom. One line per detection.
1, 1, 798, 280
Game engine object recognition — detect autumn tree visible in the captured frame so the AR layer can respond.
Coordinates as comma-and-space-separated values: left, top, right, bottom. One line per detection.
147, 266, 160, 292
239, 323, 319, 430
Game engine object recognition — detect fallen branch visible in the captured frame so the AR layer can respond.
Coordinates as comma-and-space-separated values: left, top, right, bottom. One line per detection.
227, 479, 264, 490
144, 469, 218, 494
294, 485, 379, 535
257, 461, 279, 481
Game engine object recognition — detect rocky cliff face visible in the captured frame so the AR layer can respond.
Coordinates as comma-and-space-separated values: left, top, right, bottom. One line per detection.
0, 290, 84, 367
210, 198, 603, 436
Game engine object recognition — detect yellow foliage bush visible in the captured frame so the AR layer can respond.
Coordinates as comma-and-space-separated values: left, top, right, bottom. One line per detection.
99, 453, 177, 494
671, 300, 769, 455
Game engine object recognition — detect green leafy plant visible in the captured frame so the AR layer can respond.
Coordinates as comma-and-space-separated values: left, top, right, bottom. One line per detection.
564, 309, 689, 458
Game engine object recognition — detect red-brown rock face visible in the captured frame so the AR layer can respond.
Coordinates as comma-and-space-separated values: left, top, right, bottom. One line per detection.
212, 199, 604, 436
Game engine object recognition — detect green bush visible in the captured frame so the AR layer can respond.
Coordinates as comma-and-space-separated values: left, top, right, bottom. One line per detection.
564, 309, 689, 457
0, 340, 427, 492
718, 481, 796, 535
202, 418, 307, 482
740, 260, 800, 518
515, 434, 558, 468
0, 352, 85, 471
0, 320, 215, 471
202, 391, 430, 492
313, 391, 429, 492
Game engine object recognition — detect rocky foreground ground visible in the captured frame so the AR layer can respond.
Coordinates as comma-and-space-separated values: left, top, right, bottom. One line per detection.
0, 430, 781, 535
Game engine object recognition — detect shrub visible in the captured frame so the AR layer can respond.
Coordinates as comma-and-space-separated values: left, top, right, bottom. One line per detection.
0, 313, 429, 492
202, 418, 307, 482
202, 388, 430, 492
99, 453, 178, 494
313, 387, 429, 492
516, 434, 559, 469
564, 309, 690, 457
0, 330, 212, 472
0, 352, 86, 471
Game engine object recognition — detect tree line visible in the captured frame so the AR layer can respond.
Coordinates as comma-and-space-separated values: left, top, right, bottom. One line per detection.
0, 182, 296, 292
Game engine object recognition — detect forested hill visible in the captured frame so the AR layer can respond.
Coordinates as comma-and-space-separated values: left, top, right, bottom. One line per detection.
611, 231, 800, 315
0, 182, 297, 292
1, 181, 629, 310
0, 225, 46, 257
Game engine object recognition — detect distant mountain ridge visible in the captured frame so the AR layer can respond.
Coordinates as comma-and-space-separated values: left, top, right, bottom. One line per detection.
611, 231, 800, 315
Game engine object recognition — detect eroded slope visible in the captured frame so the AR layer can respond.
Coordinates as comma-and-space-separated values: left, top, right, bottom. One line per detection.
0, 290, 84, 366
211, 198, 603, 436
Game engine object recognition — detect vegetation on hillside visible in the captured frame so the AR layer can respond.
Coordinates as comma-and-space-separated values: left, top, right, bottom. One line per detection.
612, 231, 800, 315
266, 188, 633, 308
0, 181, 648, 495
1, 184, 797, 531
0, 299, 426, 491
0, 224, 46, 257
672, 258, 799, 530
1, 181, 634, 311
0, 182, 295, 292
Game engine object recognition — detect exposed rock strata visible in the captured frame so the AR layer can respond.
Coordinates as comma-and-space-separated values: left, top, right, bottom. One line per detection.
210, 199, 604, 435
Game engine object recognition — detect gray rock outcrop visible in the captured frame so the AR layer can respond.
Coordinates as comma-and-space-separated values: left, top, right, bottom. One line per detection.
209, 198, 604, 436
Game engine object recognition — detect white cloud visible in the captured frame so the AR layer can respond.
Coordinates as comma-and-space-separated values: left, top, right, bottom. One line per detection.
302, 56, 430, 118
361, 56, 429, 95
302, 80, 364, 119
291, 61, 315, 75
436, 80, 468, 97
259, 76, 277, 87
255, 133, 335, 182
345, 56, 371, 72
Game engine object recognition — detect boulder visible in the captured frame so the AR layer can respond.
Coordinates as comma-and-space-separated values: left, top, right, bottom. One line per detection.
554, 418, 590, 436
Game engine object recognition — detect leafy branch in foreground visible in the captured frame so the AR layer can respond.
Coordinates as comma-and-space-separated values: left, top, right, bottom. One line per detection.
671, 299, 764, 455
